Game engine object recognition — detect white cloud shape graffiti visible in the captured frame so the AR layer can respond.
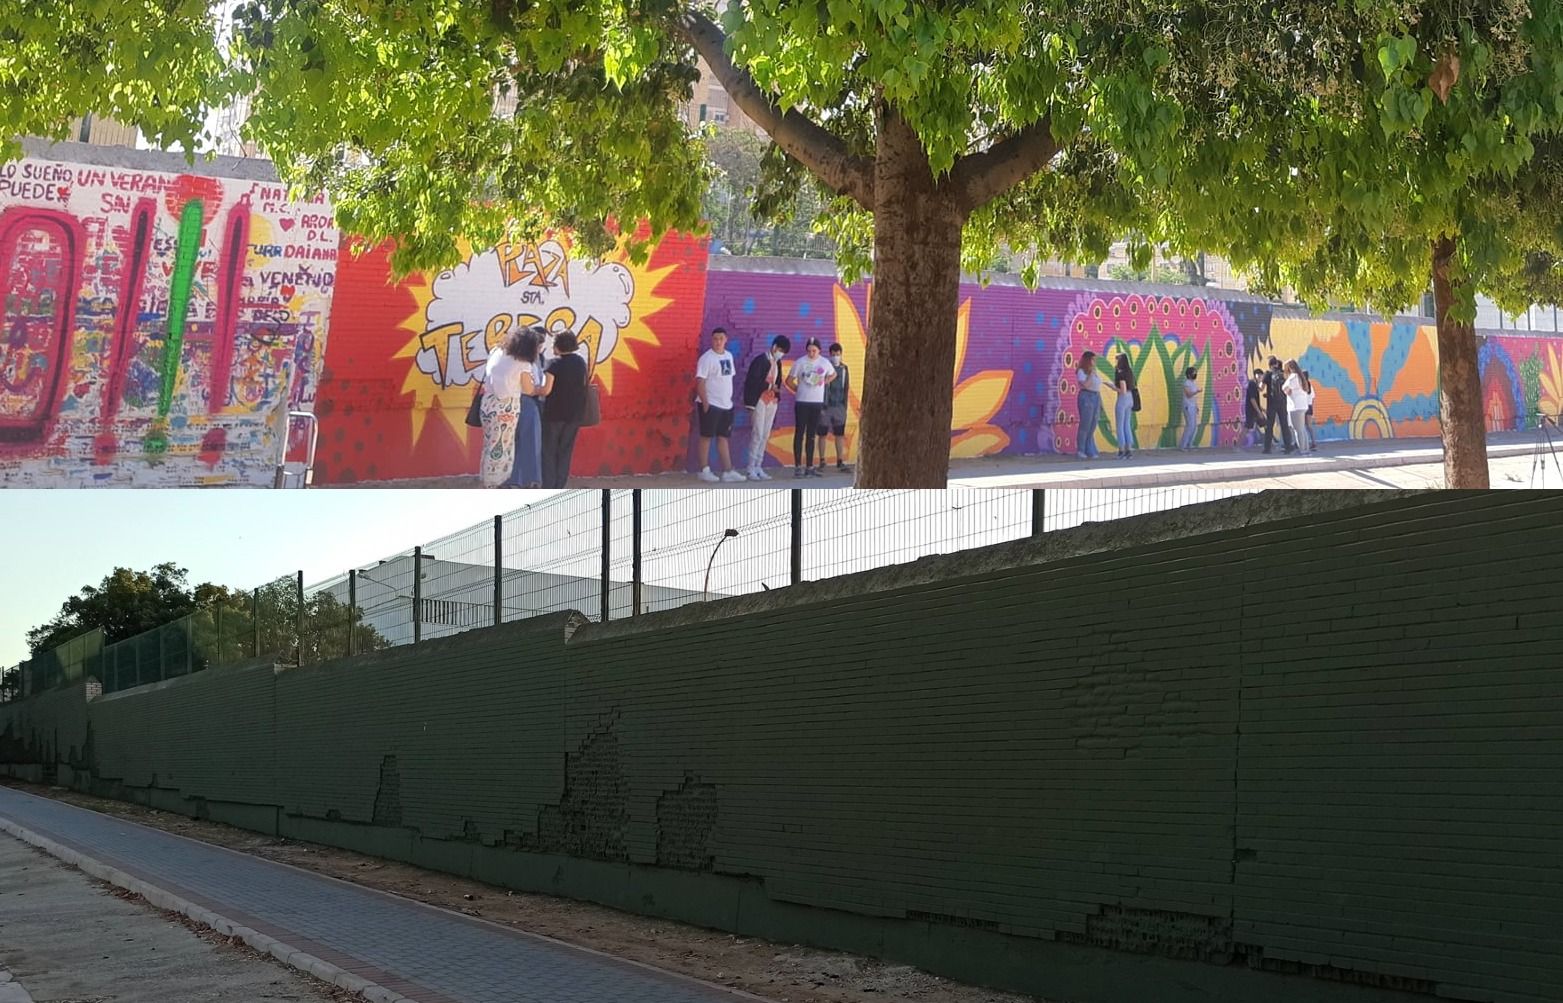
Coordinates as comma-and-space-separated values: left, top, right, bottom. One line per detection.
416, 239, 635, 388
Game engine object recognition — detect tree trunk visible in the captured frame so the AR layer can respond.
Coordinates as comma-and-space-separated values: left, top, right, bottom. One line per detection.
856, 108, 966, 488
1431, 235, 1490, 489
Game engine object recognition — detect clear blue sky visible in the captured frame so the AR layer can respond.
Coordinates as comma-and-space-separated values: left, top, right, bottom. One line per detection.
0, 491, 554, 666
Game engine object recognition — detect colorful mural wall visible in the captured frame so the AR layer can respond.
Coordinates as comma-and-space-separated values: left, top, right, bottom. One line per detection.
313, 241, 1563, 483
312, 231, 708, 483
0, 152, 337, 485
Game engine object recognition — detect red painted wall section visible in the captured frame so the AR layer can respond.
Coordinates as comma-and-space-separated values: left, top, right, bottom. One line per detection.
313, 231, 709, 483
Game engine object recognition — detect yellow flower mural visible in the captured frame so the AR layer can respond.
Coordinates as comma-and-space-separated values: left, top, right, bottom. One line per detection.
1541, 342, 1563, 420
766, 284, 1013, 463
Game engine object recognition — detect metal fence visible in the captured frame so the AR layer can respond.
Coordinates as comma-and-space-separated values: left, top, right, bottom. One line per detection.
4, 487, 1252, 700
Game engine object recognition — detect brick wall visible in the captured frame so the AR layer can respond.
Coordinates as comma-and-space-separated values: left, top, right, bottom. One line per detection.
2, 492, 1560, 1003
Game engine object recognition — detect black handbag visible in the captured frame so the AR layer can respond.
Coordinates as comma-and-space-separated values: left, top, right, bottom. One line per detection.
1131, 387, 1142, 413
465, 386, 484, 428
580, 380, 601, 427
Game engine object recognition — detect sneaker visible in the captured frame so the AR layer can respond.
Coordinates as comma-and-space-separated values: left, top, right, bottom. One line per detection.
753, 468, 771, 480
794, 468, 804, 479
837, 462, 852, 472
697, 467, 720, 483
721, 470, 746, 482
806, 467, 822, 477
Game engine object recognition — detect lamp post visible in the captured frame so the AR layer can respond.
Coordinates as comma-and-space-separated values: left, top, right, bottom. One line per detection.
703, 529, 739, 602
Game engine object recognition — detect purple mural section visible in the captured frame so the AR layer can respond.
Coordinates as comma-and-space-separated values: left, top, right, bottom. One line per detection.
694, 264, 1280, 469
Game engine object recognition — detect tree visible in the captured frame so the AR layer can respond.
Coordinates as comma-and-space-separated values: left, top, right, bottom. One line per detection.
1145, 1, 1563, 487
702, 127, 835, 258
26, 563, 240, 654
5, 1, 1190, 487
250, 578, 391, 665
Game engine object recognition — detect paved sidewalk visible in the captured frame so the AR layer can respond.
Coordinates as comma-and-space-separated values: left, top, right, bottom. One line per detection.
0, 835, 338, 1002
0, 786, 763, 1003
333, 432, 1546, 491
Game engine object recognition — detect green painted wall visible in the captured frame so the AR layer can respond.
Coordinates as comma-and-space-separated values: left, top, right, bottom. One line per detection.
3, 493, 1560, 1003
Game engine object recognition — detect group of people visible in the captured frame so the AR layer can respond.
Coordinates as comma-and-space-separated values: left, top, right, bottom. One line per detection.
694, 328, 853, 481
1075, 351, 1319, 457
1244, 356, 1319, 454
475, 326, 591, 489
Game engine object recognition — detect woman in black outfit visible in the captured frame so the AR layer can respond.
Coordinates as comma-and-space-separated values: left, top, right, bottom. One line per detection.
540, 332, 589, 489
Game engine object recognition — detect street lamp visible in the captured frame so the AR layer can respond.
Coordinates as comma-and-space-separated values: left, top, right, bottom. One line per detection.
703, 529, 739, 601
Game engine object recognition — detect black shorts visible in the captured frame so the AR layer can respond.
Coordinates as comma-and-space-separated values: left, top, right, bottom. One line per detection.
697, 404, 734, 438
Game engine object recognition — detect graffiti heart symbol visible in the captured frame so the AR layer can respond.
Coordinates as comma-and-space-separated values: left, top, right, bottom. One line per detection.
161, 263, 173, 276
57, 186, 72, 201
279, 284, 296, 299
279, 218, 295, 231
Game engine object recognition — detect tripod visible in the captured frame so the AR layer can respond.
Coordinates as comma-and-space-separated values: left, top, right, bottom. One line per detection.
1531, 412, 1563, 488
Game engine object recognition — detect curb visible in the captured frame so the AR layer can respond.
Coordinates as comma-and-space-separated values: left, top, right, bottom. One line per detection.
0, 968, 35, 1003
949, 440, 1542, 489
0, 817, 418, 1003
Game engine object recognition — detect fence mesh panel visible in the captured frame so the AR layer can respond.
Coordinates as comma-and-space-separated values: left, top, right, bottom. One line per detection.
6, 487, 1274, 700
498, 492, 607, 622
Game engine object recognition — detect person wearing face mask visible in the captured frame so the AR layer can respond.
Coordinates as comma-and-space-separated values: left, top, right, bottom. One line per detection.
815, 342, 852, 473
742, 334, 790, 480
786, 337, 836, 477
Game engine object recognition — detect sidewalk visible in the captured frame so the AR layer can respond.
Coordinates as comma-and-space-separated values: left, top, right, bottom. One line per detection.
333, 432, 1547, 491
0, 834, 341, 1003
0, 786, 764, 1003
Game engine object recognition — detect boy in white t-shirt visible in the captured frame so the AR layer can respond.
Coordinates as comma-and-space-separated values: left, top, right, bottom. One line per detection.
694, 327, 745, 482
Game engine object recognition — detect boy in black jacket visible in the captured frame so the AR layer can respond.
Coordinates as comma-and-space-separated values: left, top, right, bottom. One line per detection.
742, 335, 790, 480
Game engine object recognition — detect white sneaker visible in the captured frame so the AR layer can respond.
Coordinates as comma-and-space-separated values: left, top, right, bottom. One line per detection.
720, 470, 747, 482
755, 468, 772, 480
698, 467, 720, 482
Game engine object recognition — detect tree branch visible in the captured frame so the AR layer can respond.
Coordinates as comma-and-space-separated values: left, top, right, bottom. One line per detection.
672, 9, 875, 211
947, 117, 1060, 214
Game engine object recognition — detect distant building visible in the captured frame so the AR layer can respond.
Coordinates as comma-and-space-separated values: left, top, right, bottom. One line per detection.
319, 554, 714, 647
63, 113, 138, 148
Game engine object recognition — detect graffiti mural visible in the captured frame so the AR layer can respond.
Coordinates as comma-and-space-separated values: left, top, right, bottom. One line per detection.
1475, 333, 1563, 432
312, 229, 709, 483
1048, 292, 1259, 455
0, 153, 336, 485
309, 243, 1563, 482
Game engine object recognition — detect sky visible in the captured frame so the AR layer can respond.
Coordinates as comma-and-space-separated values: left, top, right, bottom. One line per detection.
0, 491, 557, 665
0, 486, 1247, 667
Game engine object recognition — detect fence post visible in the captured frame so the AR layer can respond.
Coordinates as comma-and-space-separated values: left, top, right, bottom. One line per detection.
347, 570, 357, 657
252, 587, 260, 659
632, 489, 643, 617
791, 489, 803, 586
413, 546, 423, 644
157, 626, 165, 684
216, 604, 223, 667
493, 514, 503, 627
296, 570, 305, 664
1031, 489, 1046, 536
600, 489, 611, 622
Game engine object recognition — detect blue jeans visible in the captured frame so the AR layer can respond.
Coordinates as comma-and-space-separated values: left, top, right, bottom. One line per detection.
1115, 393, 1135, 454
508, 395, 543, 487
1180, 400, 1199, 449
1077, 390, 1101, 458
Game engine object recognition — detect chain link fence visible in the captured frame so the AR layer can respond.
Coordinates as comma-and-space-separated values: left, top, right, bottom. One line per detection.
5, 487, 1253, 701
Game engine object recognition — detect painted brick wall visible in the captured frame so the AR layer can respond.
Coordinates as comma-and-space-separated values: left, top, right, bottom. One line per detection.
0, 142, 337, 485
3, 493, 1560, 1003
